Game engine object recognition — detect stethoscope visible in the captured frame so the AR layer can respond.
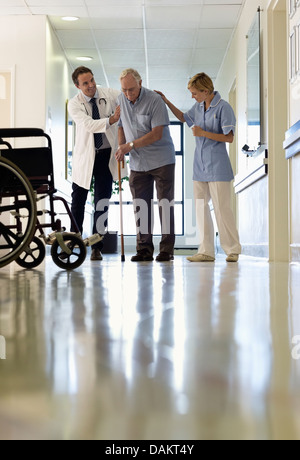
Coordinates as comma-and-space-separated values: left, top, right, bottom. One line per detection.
82, 97, 108, 115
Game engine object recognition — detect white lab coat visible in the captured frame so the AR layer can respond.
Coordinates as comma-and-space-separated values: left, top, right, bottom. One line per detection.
68, 86, 128, 190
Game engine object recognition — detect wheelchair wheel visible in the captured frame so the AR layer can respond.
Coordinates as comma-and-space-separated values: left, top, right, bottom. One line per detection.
0, 157, 37, 268
16, 236, 46, 269
51, 233, 86, 270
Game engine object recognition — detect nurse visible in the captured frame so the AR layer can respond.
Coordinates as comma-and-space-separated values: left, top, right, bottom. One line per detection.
155, 72, 241, 262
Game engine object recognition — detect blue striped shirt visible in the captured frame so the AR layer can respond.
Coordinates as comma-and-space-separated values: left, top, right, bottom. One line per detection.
118, 87, 175, 172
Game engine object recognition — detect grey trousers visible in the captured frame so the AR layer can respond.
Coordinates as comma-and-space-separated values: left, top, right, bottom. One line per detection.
129, 163, 175, 255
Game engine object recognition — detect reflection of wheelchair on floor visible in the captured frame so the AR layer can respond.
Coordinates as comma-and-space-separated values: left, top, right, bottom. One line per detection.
0, 128, 102, 270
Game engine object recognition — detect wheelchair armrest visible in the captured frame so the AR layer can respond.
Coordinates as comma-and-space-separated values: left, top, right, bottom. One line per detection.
0, 128, 45, 138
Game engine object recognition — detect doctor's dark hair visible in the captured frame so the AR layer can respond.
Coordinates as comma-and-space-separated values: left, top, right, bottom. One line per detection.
72, 66, 94, 86
188, 73, 214, 94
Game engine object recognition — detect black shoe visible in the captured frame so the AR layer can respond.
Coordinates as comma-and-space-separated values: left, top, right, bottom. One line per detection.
156, 252, 174, 262
131, 250, 154, 262
90, 248, 103, 261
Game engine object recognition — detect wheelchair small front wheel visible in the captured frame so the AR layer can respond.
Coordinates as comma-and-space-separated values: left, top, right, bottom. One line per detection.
16, 236, 46, 269
51, 233, 86, 270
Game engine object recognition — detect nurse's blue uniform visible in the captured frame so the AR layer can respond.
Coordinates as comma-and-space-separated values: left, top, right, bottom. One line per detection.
184, 91, 235, 182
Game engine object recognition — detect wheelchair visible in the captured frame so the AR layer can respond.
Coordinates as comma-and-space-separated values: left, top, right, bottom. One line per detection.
0, 128, 102, 270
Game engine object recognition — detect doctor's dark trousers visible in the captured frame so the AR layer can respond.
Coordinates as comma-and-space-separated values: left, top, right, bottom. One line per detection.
71, 148, 113, 250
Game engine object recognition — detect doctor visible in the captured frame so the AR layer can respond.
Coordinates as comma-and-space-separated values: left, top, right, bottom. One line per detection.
68, 66, 123, 261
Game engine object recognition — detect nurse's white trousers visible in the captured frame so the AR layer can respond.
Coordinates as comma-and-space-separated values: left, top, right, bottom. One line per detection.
194, 181, 242, 257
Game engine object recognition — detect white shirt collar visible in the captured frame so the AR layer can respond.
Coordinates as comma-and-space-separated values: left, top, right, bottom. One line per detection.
83, 89, 99, 103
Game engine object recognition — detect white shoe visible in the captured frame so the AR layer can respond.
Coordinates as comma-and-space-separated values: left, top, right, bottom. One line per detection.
226, 254, 239, 263
187, 253, 215, 263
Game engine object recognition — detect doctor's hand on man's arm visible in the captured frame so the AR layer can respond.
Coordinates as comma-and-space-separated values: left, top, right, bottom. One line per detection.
109, 106, 121, 125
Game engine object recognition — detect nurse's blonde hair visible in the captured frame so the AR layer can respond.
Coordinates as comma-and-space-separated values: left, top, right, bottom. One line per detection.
188, 73, 214, 94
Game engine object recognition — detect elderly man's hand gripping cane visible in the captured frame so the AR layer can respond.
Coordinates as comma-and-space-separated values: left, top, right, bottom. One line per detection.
115, 143, 131, 162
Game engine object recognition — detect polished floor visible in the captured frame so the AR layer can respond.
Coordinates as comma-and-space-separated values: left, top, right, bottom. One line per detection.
1, 251, 300, 440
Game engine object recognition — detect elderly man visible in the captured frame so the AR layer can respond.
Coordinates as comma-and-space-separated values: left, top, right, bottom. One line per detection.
115, 68, 176, 262
68, 66, 122, 261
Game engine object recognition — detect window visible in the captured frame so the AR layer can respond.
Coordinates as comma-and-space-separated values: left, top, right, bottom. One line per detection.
108, 121, 184, 236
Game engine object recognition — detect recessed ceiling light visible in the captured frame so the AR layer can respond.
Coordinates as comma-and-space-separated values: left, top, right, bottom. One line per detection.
62, 17, 79, 22
76, 56, 93, 61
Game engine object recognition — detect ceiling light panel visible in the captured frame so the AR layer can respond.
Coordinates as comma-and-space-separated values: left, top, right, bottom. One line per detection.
27, 6, 88, 17
148, 49, 192, 66
85, 0, 142, 4
93, 30, 145, 50
57, 29, 95, 48
199, 5, 242, 28
88, 7, 143, 29
147, 30, 196, 49
149, 66, 190, 80
196, 29, 233, 49
146, 6, 203, 29
49, 16, 90, 30
101, 49, 146, 67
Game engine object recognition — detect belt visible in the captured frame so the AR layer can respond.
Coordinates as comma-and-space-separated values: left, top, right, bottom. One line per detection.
95, 147, 111, 154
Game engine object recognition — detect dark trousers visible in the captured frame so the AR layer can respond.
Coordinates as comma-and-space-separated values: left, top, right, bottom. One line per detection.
71, 148, 113, 250
129, 163, 175, 255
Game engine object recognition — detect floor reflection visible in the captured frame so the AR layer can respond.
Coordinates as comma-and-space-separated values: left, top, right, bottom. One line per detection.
0, 256, 300, 439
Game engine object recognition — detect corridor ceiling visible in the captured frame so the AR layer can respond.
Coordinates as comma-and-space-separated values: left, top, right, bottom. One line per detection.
0, 0, 246, 111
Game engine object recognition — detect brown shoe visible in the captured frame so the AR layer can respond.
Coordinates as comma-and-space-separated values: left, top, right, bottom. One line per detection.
226, 254, 239, 263
131, 250, 154, 262
90, 248, 103, 261
156, 252, 174, 262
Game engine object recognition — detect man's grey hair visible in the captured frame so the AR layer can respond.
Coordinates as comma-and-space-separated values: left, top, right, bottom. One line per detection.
120, 68, 142, 83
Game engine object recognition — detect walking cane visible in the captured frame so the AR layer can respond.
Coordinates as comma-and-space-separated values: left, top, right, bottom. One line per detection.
118, 160, 125, 262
